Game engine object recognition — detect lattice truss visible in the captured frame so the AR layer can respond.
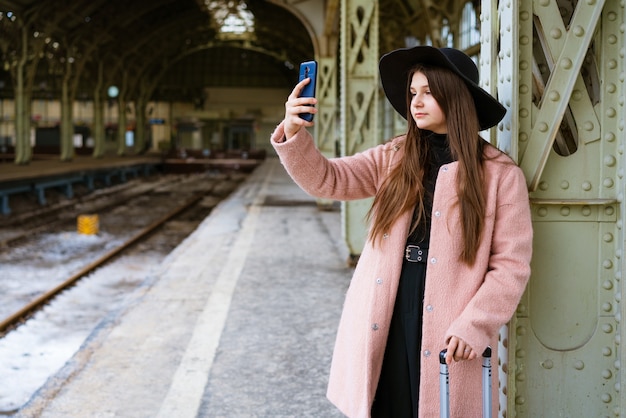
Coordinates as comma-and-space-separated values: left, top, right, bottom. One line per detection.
316, 57, 337, 156
516, 0, 611, 191
340, 0, 378, 157
531, 2, 601, 155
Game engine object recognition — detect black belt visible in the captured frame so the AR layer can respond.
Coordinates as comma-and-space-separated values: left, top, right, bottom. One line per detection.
405, 244, 428, 263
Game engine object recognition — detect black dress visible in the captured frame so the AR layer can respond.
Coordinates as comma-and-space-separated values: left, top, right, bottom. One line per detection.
371, 133, 453, 418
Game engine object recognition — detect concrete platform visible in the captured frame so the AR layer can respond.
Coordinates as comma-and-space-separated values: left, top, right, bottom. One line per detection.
0, 154, 162, 184
0, 154, 162, 215
16, 157, 351, 418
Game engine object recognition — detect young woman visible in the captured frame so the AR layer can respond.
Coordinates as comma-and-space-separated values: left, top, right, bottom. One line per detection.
271, 46, 533, 417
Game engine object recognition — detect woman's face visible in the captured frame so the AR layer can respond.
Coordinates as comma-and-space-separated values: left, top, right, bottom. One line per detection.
409, 71, 447, 134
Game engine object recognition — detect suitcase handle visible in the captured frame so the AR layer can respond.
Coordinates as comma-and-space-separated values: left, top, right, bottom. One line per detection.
439, 347, 492, 418
438, 347, 492, 364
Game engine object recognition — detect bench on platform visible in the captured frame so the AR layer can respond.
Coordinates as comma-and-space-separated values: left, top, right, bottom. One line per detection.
0, 183, 32, 215
34, 175, 85, 205
84, 164, 154, 189
1, 162, 160, 215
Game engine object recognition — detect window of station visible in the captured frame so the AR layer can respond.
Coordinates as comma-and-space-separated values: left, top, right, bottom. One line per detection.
203, 0, 255, 41
440, 20, 453, 48
459, 2, 480, 51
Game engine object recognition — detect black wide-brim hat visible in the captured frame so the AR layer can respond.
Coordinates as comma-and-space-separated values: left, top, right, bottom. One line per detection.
379, 46, 506, 131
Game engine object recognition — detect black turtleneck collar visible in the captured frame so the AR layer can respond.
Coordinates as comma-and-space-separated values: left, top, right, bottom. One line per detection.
422, 130, 447, 140
422, 130, 454, 164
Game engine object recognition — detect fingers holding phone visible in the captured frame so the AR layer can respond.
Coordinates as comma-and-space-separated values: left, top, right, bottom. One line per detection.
286, 78, 317, 117
297, 61, 317, 122
283, 61, 318, 140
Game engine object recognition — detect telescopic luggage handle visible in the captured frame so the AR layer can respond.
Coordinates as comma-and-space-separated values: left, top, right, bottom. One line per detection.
439, 347, 492, 418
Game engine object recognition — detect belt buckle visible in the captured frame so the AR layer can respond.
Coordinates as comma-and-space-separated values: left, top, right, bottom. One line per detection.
405, 245, 424, 263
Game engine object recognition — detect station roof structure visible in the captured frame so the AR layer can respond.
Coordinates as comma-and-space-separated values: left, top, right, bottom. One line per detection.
0, 0, 319, 103
0, 0, 477, 104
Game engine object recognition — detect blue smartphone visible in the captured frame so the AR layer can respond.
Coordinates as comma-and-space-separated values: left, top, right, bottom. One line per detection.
298, 60, 317, 122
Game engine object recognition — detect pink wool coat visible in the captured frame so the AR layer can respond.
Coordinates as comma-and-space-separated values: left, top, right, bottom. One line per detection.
271, 122, 533, 418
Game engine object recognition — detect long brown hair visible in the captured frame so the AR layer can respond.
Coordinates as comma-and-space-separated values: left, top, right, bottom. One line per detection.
367, 64, 485, 265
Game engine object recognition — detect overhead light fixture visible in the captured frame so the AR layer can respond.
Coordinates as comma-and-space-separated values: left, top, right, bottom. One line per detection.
202, 0, 255, 40
107, 85, 119, 98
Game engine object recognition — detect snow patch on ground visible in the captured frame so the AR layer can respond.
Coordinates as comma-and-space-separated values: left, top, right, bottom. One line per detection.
0, 252, 161, 413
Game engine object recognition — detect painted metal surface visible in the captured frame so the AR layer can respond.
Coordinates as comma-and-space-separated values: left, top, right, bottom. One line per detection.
481, 1, 516, 414
340, 0, 379, 259
513, 0, 623, 416
316, 57, 338, 160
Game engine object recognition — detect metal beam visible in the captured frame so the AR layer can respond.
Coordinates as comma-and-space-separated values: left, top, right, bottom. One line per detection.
519, 0, 605, 191
340, 0, 379, 259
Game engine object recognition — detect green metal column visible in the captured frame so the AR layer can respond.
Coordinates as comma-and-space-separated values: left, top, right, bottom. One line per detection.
339, 0, 379, 262
316, 56, 338, 160
314, 56, 339, 207
93, 62, 105, 158
14, 25, 32, 165
60, 60, 74, 162
135, 95, 147, 153
512, 0, 623, 416
116, 71, 128, 156
480, 0, 518, 414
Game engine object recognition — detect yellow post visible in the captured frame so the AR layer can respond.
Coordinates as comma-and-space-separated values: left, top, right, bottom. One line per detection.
77, 214, 99, 235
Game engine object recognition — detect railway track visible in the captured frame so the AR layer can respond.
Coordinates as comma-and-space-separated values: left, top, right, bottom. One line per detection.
0, 176, 183, 248
0, 193, 203, 336
0, 169, 247, 413
0, 171, 245, 337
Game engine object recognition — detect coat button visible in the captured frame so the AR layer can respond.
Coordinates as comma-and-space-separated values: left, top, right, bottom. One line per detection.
426, 305, 433, 312
372, 323, 379, 331
383, 233, 389, 239
434, 210, 441, 217
430, 257, 437, 264
441, 166, 448, 172
424, 350, 431, 357
376, 278, 383, 284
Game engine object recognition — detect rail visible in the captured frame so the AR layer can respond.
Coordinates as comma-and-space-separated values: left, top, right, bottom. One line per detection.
0, 194, 204, 336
